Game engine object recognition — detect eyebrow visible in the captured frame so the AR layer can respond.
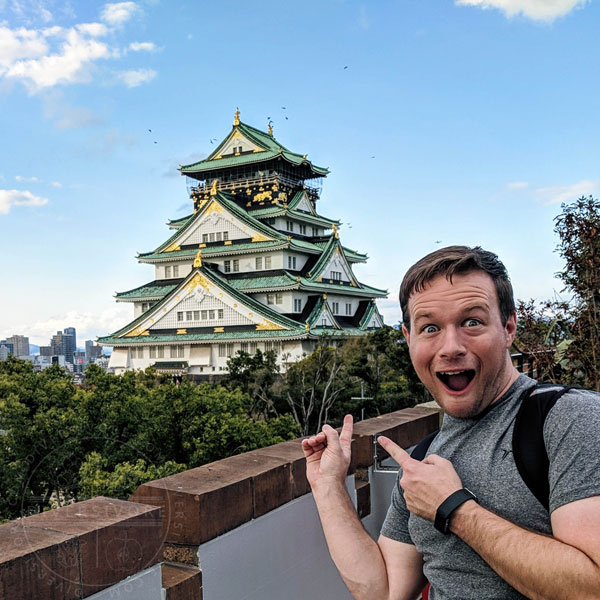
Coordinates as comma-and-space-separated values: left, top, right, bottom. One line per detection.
412, 304, 490, 323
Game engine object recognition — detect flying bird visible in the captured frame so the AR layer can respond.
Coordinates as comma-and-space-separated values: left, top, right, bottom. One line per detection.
281, 106, 286, 109
154, 141, 157, 144
435, 240, 442, 244
148, 129, 152, 132
285, 116, 288, 120
343, 66, 348, 69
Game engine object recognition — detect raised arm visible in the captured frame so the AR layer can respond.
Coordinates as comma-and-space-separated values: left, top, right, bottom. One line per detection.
302, 415, 426, 600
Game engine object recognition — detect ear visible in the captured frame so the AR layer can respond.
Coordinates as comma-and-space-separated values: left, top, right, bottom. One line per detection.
402, 324, 411, 347
504, 312, 517, 347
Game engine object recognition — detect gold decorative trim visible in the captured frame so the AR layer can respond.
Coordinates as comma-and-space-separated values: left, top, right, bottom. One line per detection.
199, 243, 206, 248
256, 321, 285, 331
206, 201, 223, 215
193, 250, 202, 268
177, 329, 187, 335
213, 327, 224, 333
164, 241, 181, 252
210, 179, 218, 196
125, 326, 148, 338
234, 108, 240, 126
224, 240, 232, 245
252, 233, 271, 242
185, 272, 211, 293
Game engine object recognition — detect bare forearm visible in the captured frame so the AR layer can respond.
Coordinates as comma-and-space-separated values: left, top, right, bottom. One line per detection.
451, 502, 600, 600
312, 480, 390, 600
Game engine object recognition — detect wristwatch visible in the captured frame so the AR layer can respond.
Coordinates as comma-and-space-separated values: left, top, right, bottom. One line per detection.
434, 488, 478, 534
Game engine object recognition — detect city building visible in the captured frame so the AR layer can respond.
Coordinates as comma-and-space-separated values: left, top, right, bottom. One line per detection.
51, 331, 74, 364
6, 335, 29, 357
85, 340, 104, 364
99, 111, 386, 375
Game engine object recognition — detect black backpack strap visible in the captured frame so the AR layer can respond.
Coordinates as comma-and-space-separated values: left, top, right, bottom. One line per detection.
411, 429, 439, 461
512, 384, 574, 511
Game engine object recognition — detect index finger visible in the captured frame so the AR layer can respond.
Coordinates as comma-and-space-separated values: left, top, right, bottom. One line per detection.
377, 436, 416, 469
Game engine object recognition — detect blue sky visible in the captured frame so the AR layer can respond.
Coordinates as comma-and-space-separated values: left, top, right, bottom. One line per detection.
1, 0, 598, 346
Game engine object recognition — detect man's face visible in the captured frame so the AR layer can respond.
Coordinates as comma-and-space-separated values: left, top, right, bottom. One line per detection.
402, 270, 518, 419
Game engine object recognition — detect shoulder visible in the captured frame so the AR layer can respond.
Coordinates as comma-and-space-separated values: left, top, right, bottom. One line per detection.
546, 387, 600, 424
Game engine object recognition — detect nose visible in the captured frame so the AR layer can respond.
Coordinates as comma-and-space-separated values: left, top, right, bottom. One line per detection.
438, 326, 466, 359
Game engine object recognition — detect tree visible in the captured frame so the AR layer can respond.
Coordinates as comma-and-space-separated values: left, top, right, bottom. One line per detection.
284, 340, 351, 435
553, 196, 600, 389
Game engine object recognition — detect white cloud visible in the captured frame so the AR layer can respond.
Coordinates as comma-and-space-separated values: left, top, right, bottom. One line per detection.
534, 179, 600, 205
0, 2, 156, 93
42, 89, 105, 129
15, 175, 40, 182
129, 41, 157, 52
101, 2, 138, 26
116, 68, 156, 87
507, 181, 529, 190
0, 189, 48, 214
25, 306, 131, 346
455, 0, 590, 23
50, 181, 62, 188
6, 27, 111, 90
76, 22, 109, 37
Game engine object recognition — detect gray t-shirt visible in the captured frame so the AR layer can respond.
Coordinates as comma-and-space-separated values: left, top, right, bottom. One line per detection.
380, 374, 600, 600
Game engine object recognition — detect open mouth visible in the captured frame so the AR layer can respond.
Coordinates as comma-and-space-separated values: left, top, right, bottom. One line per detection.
436, 370, 475, 392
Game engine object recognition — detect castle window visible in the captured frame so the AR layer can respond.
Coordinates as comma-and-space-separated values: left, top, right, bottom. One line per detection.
287, 256, 297, 270
233, 259, 239, 272
138, 347, 144, 359
265, 341, 273, 351
299, 224, 306, 235
186, 311, 193, 320
286, 220, 294, 232
173, 265, 179, 277
130, 347, 136, 358
223, 231, 229, 241
224, 260, 231, 273
332, 302, 339, 314
209, 233, 215, 242
218, 309, 224, 319
276, 293, 283, 304
165, 266, 171, 278
193, 310, 200, 320
209, 310, 215, 320
267, 294, 275, 305
241, 342, 248, 352
331, 271, 342, 281
216, 232, 222, 242
177, 312, 184, 322
202, 233, 208, 243
218, 344, 226, 357
265, 256, 272, 269
294, 299, 302, 312
157, 346, 164, 358
249, 342, 257, 354
170, 345, 184, 358
149, 346, 156, 358
226, 343, 234, 357
312, 227, 319, 236
256, 256, 263, 270
346, 303, 352, 315
201, 310, 207, 320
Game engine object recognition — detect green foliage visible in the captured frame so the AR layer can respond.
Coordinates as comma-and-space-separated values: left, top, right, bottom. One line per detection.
0, 359, 300, 520
517, 196, 600, 389
79, 452, 186, 500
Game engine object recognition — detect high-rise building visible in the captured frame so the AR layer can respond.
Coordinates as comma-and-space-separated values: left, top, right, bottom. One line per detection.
39, 346, 52, 357
64, 327, 76, 352
85, 340, 103, 364
6, 335, 29, 357
99, 111, 386, 375
51, 332, 74, 364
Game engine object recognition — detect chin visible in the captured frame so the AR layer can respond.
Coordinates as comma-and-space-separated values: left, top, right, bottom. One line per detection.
434, 390, 483, 419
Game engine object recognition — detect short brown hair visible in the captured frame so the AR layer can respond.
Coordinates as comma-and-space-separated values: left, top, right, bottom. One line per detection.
400, 246, 515, 330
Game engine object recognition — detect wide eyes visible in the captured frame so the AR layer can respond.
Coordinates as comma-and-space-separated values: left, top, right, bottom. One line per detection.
464, 318, 481, 327
422, 324, 439, 334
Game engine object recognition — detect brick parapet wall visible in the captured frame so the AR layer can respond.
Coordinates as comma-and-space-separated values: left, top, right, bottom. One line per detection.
131, 405, 440, 546
0, 405, 440, 599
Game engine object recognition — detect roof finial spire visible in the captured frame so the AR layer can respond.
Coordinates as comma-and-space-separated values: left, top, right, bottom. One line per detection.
332, 224, 339, 239
234, 107, 240, 126
268, 120, 273, 136
193, 250, 202, 268
210, 179, 218, 196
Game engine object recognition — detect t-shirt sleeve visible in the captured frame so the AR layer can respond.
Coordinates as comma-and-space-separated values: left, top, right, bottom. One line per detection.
380, 469, 413, 544
545, 389, 600, 513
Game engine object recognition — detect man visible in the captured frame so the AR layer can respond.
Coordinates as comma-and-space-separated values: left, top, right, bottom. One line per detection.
302, 246, 600, 600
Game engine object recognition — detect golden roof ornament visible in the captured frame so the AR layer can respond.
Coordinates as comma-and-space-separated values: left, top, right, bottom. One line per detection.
305, 321, 310, 331
234, 108, 240, 126
193, 250, 203, 268
210, 179, 218, 196
332, 224, 339, 238
268, 120, 273, 136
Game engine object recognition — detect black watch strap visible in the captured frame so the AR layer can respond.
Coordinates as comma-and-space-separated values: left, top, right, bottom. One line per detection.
434, 488, 477, 534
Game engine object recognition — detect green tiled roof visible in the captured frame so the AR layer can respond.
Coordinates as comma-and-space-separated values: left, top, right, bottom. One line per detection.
104, 263, 303, 341
116, 280, 179, 300
229, 273, 299, 291
167, 214, 193, 229
250, 206, 340, 228
147, 191, 287, 256
179, 121, 328, 177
